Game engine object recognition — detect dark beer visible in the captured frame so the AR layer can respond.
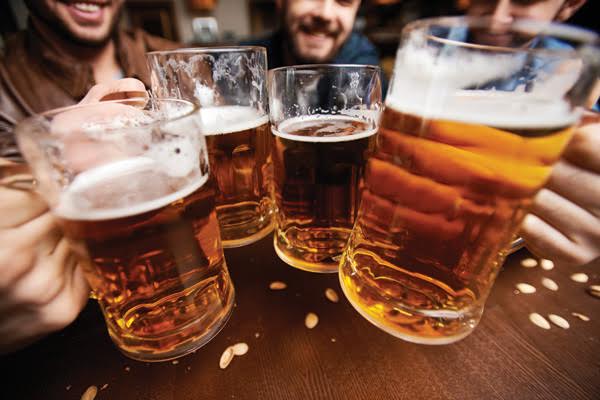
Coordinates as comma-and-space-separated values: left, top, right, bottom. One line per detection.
339, 92, 576, 343
200, 106, 273, 247
55, 157, 234, 360
272, 115, 377, 272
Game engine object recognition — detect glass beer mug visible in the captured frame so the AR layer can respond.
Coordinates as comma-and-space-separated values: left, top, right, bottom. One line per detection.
16, 98, 234, 361
338, 17, 600, 344
147, 47, 273, 248
268, 65, 382, 273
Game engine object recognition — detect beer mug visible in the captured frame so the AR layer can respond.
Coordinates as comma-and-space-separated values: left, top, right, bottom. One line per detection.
16, 98, 234, 361
268, 65, 382, 273
147, 47, 273, 248
339, 17, 600, 344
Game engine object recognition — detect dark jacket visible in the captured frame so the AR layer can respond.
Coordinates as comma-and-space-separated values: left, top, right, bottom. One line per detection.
244, 30, 387, 99
0, 18, 177, 161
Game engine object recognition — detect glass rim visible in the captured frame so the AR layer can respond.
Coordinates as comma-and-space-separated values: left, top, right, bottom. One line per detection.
21, 97, 199, 131
146, 45, 267, 57
402, 16, 599, 55
269, 64, 381, 74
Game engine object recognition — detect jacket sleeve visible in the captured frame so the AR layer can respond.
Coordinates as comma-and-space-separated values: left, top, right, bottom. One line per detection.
141, 29, 181, 52
0, 63, 24, 162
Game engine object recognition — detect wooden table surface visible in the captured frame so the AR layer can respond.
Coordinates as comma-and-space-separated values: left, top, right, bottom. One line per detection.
2, 236, 599, 400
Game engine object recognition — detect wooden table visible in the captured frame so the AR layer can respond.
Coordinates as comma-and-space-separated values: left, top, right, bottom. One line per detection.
2, 236, 599, 399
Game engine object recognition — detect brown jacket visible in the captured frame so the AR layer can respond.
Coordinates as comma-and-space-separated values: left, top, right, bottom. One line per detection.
0, 20, 178, 161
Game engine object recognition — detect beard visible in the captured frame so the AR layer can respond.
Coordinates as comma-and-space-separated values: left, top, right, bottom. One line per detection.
26, 0, 123, 48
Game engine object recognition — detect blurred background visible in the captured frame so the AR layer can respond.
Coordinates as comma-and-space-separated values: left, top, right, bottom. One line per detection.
1, 0, 598, 80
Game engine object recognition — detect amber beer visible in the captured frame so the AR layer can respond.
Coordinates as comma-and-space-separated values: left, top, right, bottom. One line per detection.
272, 115, 377, 273
54, 158, 234, 360
339, 91, 576, 343
200, 106, 273, 247
146, 47, 271, 248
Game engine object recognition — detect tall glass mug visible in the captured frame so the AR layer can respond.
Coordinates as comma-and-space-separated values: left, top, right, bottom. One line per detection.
16, 99, 234, 361
269, 65, 382, 273
339, 17, 600, 344
147, 47, 273, 248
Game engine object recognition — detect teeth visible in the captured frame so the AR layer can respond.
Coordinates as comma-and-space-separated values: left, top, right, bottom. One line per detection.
74, 3, 100, 12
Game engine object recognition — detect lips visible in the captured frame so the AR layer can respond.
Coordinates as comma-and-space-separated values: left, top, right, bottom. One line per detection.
298, 25, 336, 48
73, 3, 101, 12
63, 0, 110, 5
65, 1, 107, 25
299, 25, 336, 39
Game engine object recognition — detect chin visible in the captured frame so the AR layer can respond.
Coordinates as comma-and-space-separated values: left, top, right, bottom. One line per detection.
67, 26, 113, 46
296, 49, 335, 64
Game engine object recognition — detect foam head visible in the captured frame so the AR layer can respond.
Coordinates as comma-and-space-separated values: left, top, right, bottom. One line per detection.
273, 115, 378, 143
198, 106, 269, 135
55, 157, 208, 221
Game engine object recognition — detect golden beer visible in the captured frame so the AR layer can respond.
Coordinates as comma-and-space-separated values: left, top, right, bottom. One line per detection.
200, 106, 273, 247
55, 157, 234, 360
339, 92, 575, 343
272, 115, 377, 273
146, 47, 271, 248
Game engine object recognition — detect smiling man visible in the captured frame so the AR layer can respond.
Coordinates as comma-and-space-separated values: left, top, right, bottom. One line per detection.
0, 0, 177, 160
246, 0, 379, 68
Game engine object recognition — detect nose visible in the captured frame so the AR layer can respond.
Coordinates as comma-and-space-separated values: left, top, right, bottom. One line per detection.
314, 0, 336, 21
490, 0, 515, 25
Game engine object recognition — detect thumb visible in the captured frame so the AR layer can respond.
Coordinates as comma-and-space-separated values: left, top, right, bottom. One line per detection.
80, 78, 148, 104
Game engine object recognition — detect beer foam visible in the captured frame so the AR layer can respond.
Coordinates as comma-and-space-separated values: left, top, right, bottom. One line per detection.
272, 115, 378, 143
386, 90, 578, 129
55, 157, 208, 221
194, 82, 216, 107
393, 43, 524, 94
198, 106, 269, 135
79, 104, 193, 134
81, 114, 155, 133
143, 134, 201, 178
388, 39, 579, 129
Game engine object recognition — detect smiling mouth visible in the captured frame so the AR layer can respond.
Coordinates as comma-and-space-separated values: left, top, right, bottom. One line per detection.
63, 0, 110, 25
64, 0, 110, 11
299, 25, 335, 39
305, 32, 329, 40
73, 2, 101, 12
